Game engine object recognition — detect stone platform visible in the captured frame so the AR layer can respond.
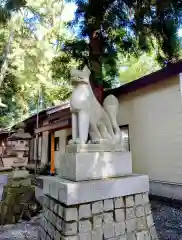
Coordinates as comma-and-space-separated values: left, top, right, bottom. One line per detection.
38, 175, 158, 240
58, 149, 132, 181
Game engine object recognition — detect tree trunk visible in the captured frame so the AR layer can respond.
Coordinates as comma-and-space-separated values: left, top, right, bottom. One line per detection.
88, 23, 104, 103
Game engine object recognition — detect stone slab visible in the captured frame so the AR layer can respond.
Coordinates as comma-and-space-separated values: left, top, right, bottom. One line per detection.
58, 151, 132, 181
66, 144, 125, 153
40, 174, 149, 205
12, 170, 29, 179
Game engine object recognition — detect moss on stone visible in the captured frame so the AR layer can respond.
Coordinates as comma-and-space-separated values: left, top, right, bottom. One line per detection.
0, 178, 42, 225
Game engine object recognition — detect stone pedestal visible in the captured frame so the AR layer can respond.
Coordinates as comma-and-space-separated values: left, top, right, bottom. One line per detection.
39, 144, 158, 240
58, 144, 132, 181
38, 175, 158, 240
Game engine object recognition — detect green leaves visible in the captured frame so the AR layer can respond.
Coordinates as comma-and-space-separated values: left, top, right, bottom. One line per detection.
0, 0, 76, 127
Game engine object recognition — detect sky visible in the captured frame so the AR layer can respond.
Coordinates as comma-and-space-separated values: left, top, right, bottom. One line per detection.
62, 2, 77, 22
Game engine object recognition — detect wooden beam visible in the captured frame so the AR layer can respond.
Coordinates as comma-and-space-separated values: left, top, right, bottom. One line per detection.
35, 118, 71, 134
50, 131, 55, 175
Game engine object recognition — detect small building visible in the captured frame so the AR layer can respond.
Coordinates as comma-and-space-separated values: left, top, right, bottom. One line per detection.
34, 60, 182, 200
2, 61, 182, 200
107, 60, 182, 200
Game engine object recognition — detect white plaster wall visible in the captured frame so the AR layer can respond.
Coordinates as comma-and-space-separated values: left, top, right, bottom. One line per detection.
41, 131, 49, 165
54, 129, 67, 171
54, 128, 72, 171
117, 75, 182, 184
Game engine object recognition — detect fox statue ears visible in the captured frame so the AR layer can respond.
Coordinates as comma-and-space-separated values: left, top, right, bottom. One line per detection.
70, 65, 91, 81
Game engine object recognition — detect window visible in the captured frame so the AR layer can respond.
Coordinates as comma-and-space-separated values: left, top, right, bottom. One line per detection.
20, 140, 24, 144
55, 137, 59, 151
120, 125, 130, 151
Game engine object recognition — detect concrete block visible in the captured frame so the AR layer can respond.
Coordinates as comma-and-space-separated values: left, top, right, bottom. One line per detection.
91, 228, 103, 240
43, 195, 49, 208
126, 218, 137, 232
93, 215, 103, 229
114, 222, 125, 236
79, 220, 92, 233
147, 215, 154, 228
136, 231, 149, 240
62, 237, 79, 240
79, 232, 91, 240
114, 197, 124, 209
135, 206, 145, 218
51, 212, 57, 226
142, 193, 149, 204
125, 195, 134, 207
53, 203, 58, 213
145, 204, 152, 216
63, 221, 77, 236
64, 207, 78, 221
135, 194, 143, 206
55, 230, 61, 240
150, 226, 158, 240
119, 234, 127, 240
126, 207, 135, 220
104, 199, 114, 211
103, 222, 115, 238
79, 204, 91, 219
115, 209, 125, 222
92, 201, 103, 214
49, 182, 59, 200
137, 217, 147, 230
56, 217, 62, 231
127, 232, 137, 240
58, 205, 63, 218
49, 199, 54, 211
103, 212, 113, 223
58, 151, 132, 181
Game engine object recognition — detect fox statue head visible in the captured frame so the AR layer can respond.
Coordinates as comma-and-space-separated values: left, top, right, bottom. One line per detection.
70, 65, 91, 85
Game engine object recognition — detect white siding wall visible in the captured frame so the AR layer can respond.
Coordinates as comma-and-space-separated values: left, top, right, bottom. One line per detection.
41, 131, 49, 165
54, 130, 67, 170
117, 75, 182, 184
54, 128, 71, 171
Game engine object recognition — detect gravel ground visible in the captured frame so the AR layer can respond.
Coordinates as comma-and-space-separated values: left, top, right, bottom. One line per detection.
0, 215, 40, 240
0, 199, 181, 240
151, 199, 182, 240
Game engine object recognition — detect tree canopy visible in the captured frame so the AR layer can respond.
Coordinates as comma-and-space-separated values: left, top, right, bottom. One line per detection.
65, 0, 182, 86
0, 0, 182, 127
0, 0, 77, 127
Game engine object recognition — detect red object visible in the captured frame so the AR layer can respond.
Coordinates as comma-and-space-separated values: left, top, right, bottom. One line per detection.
91, 83, 104, 103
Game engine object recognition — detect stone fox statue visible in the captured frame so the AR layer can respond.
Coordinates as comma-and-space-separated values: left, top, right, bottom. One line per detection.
70, 66, 121, 144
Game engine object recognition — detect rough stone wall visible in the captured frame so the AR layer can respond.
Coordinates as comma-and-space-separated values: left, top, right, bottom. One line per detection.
0, 177, 41, 224
39, 192, 158, 239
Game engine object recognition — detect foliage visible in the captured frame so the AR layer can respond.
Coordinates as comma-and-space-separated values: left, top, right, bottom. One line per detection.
0, 0, 76, 127
118, 52, 160, 83
65, 0, 182, 86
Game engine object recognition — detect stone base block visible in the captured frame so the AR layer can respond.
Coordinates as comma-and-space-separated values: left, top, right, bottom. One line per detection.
38, 177, 158, 240
58, 151, 132, 181
66, 143, 125, 153
12, 170, 29, 179
40, 174, 149, 205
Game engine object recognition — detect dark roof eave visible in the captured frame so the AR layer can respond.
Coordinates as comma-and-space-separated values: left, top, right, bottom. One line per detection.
105, 60, 182, 97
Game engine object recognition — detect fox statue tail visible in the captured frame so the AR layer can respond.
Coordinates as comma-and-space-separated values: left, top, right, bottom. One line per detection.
103, 94, 121, 144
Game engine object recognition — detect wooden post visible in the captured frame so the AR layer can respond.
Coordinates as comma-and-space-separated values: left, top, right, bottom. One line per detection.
50, 131, 55, 175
